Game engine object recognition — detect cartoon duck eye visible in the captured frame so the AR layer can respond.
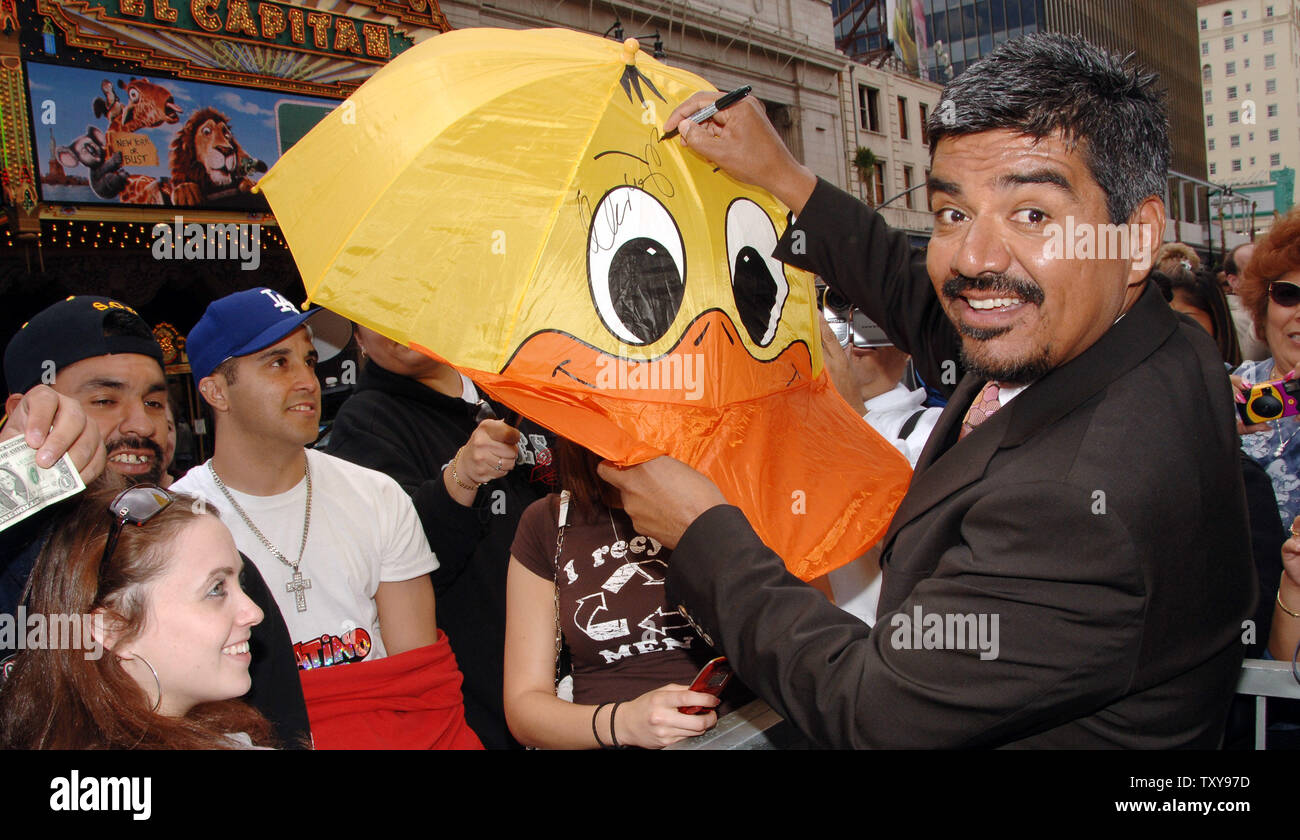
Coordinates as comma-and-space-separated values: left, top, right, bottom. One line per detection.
726, 198, 788, 347
587, 186, 686, 346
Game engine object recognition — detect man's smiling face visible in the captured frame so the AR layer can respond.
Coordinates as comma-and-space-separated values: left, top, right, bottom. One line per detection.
217, 327, 322, 448
56, 353, 168, 484
925, 129, 1152, 385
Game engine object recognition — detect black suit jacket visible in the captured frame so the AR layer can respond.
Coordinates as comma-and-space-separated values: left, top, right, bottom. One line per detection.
667, 179, 1257, 747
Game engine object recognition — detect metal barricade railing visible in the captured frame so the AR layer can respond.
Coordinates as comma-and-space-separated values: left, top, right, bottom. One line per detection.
675, 659, 1299, 750
666, 699, 811, 750
1235, 658, 1300, 750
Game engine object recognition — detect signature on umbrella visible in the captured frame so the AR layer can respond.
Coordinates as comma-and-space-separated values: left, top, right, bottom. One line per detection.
578, 133, 678, 256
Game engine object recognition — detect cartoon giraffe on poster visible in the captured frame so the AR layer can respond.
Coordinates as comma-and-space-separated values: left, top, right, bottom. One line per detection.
89, 77, 184, 204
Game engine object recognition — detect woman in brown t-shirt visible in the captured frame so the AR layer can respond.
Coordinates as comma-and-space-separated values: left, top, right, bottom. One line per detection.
504, 441, 731, 748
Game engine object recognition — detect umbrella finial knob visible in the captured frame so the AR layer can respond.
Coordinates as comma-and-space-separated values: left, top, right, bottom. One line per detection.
622, 37, 640, 64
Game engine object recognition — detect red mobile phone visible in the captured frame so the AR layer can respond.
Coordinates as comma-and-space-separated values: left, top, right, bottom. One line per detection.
678, 656, 732, 714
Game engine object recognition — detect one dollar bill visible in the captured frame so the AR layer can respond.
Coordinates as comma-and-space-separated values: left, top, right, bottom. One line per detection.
0, 436, 86, 533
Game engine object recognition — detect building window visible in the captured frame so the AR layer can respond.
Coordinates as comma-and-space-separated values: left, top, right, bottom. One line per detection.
1225, 36, 1234, 50
1210, 162, 1217, 175
1249, 131, 1255, 142
1243, 32, 1248, 43
902, 166, 915, 209
1229, 111, 1240, 124
919, 102, 929, 145
1264, 28, 1274, 43
1270, 128, 1280, 141
1227, 86, 1238, 100
1226, 60, 1236, 75
871, 161, 886, 205
858, 85, 881, 133
1266, 79, 1277, 94
1271, 153, 1282, 166
1209, 138, 1216, 151
898, 96, 909, 140
1266, 54, 1276, 69
1207, 114, 1215, 127
1205, 89, 1214, 104
1223, 11, 1233, 26
1201, 17, 1208, 29
1231, 135, 1240, 147
1266, 6, 1274, 17
1244, 58, 1251, 68
1202, 41, 1210, 55
1232, 159, 1242, 171
1268, 103, 1279, 117
1250, 156, 1256, 166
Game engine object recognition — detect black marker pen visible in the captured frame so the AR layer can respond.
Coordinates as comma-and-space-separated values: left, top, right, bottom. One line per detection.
659, 84, 753, 142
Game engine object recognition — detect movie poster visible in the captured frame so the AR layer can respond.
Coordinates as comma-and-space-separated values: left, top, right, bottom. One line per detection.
27, 62, 339, 210
886, 0, 930, 79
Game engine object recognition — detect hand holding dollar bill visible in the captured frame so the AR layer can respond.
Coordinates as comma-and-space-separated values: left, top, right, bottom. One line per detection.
0, 435, 86, 533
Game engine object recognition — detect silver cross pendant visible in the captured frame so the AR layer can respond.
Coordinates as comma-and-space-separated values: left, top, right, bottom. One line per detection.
285, 568, 312, 613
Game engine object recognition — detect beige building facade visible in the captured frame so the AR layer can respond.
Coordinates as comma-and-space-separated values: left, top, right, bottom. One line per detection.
1200, 0, 1299, 183
1198, 0, 1299, 231
436, 0, 850, 190
839, 59, 943, 239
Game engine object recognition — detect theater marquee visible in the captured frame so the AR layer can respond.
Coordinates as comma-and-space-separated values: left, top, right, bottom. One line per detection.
64, 0, 410, 61
35, 0, 448, 97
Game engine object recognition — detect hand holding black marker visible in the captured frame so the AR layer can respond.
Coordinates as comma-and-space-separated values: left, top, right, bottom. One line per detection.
660, 85, 753, 142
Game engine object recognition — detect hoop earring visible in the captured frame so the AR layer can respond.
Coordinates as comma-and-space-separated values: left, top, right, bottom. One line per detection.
130, 654, 163, 713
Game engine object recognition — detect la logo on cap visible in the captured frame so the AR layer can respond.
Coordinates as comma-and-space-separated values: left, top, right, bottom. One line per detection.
260, 289, 297, 314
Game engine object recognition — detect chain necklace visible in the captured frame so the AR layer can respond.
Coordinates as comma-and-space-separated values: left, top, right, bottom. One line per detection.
1265, 364, 1300, 458
208, 459, 313, 613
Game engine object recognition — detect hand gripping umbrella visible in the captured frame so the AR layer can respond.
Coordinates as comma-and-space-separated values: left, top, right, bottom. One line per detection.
257, 27, 911, 579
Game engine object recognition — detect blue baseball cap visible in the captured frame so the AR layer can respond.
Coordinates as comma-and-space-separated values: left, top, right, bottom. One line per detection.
187, 287, 351, 384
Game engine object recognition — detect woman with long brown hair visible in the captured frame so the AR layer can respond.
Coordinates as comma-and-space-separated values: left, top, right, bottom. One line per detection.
503, 439, 740, 749
0, 479, 273, 748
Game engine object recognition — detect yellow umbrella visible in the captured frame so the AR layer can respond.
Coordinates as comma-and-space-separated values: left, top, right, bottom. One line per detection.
258, 27, 910, 579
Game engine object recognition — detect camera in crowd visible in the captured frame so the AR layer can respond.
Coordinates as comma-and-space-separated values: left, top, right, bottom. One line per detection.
819, 286, 891, 349
1238, 377, 1300, 424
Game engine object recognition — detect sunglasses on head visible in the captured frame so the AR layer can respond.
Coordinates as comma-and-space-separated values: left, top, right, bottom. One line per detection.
100, 485, 175, 577
1269, 281, 1300, 308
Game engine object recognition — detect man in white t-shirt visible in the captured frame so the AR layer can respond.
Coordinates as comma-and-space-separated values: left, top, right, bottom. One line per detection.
172, 287, 440, 670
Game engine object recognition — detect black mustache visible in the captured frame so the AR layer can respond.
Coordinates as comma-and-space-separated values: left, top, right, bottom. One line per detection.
106, 436, 164, 460
942, 274, 1045, 307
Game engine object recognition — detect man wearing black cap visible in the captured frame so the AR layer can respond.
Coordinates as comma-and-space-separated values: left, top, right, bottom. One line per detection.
3, 296, 167, 485
0, 295, 311, 747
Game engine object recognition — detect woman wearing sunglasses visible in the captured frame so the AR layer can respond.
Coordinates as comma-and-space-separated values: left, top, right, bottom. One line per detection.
1233, 209, 1300, 529
0, 479, 273, 748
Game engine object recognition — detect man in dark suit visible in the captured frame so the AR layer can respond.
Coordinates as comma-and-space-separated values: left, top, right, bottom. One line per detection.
598, 34, 1256, 747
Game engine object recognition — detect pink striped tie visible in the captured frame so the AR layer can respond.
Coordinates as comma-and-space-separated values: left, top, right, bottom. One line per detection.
959, 382, 1002, 440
